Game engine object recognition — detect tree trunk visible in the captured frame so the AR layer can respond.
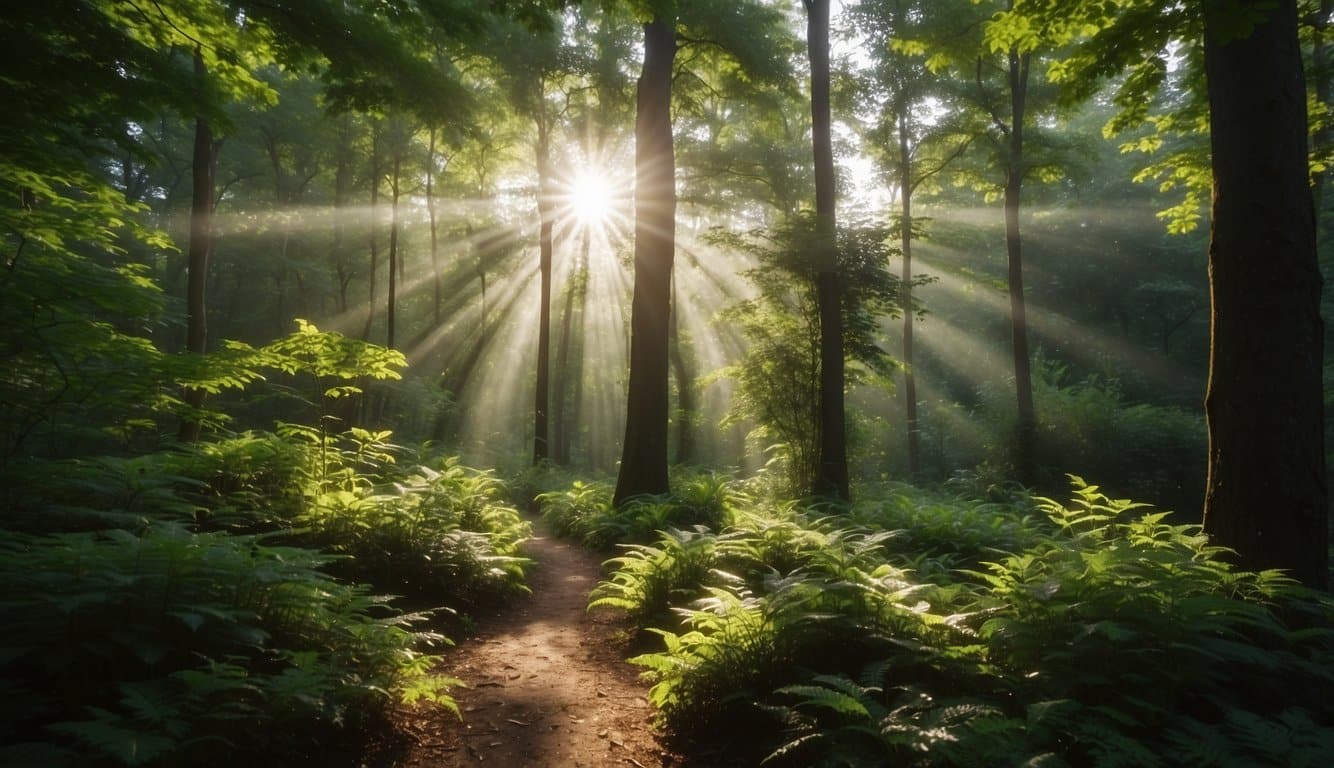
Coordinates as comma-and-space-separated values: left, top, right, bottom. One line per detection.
1005, 49, 1037, 484
534, 103, 554, 465
807, 0, 849, 501
670, 274, 695, 464
614, 17, 677, 506
178, 48, 215, 444
387, 145, 400, 349
1202, 0, 1327, 588
427, 128, 442, 327
898, 109, 920, 480
1311, 0, 1333, 219
362, 127, 380, 342
333, 119, 352, 315
553, 230, 589, 465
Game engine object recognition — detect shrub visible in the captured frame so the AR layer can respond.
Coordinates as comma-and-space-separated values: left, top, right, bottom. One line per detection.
0, 524, 457, 767
607, 479, 1334, 767
589, 526, 720, 622
296, 457, 530, 606
539, 472, 740, 550
763, 480, 1334, 767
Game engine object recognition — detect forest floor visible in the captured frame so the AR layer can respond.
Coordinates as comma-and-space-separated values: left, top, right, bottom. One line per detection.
377, 521, 695, 768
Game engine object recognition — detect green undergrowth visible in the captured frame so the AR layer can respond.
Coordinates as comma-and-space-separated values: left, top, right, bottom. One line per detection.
0, 525, 455, 767
589, 478, 1334, 767
538, 469, 743, 550
0, 430, 531, 766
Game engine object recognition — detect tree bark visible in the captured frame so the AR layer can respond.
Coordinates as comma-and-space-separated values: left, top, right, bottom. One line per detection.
427, 128, 442, 327
387, 142, 401, 350
362, 126, 380, 342
1005, 49, 1037, 484
1202, 0, 1327, 588
670, 274, 695, 464
807, 0, 849, 501
333, 119, 353, 315
898, 109, 920, 480
178, 48, 215, 444
1311, 0, 1333, 219
553, 229, 589, 465
614, 17, 677, 506
534, 101, 554, 465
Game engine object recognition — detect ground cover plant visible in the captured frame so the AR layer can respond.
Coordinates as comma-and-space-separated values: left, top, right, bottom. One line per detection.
0, 435, 533, 766
539, 469, 742, 550
588, 478, 1334, 766
0, 433, 536, 759
0, 524, 456, 767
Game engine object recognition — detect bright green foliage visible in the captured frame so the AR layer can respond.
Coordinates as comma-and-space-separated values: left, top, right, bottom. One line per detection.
296, 454, 532, 604
589, 527, 719, 621
600, 478, 1334, 766
260, 319, 406, 397
630, 564, 942, 738
540, 470, 742, 549
0, 419, 530, 764
163, 426, 533, 606
0, 176, 173, 457
0, 524, 457, 767
539, 479, 617, 542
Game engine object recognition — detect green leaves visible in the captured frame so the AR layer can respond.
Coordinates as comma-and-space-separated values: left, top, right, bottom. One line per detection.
263, 318, 407, 383
592, 478, 1334, 767
0, 523, 461, 765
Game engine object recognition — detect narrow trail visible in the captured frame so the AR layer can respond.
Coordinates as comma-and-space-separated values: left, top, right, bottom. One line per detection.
390, 522, 682, 767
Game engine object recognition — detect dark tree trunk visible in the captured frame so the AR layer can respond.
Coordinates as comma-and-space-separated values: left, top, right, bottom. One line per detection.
427, 129, 442, 327
807, 0, 849, 501
1202, 0, 1327, 588
614, 17, 677, 506
333, 120, 352, 315
1311, 0, 1333, 219
1005, 49, 1037, 484
178, 48, 215, 444
897, 109, 920, 480
362, 127, 380, 342
534, 106, 554, 465
387, 147, 400, 350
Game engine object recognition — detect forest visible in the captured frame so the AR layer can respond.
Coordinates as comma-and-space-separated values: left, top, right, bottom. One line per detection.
3, 0, 1333, 765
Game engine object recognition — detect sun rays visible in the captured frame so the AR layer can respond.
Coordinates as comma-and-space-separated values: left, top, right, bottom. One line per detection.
199, 172, 1200, 476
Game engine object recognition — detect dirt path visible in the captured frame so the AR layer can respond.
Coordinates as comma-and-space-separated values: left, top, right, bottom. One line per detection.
389, 523, 679, 767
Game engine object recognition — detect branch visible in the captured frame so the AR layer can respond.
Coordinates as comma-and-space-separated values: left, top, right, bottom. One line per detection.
909, 136, 975, 194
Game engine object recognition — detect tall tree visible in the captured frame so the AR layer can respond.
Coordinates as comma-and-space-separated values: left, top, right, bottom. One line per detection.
969, 0, 1075, 482
1201, 0, 1327, 588
613, 0, 791, 502
486, 8, 580, 465
362, 125, 382, 341
805, 0, 849, 501
1001, 42, 1037, 485
384, 117, 411, 350
533, 102, 555, 463
850, 0, 972, 479
996, 0, 1329, 584
178, 49, 219, 443
615, 13, 677, 504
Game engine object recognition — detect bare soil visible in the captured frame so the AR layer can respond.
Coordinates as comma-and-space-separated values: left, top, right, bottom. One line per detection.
383, 523, 689, 768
